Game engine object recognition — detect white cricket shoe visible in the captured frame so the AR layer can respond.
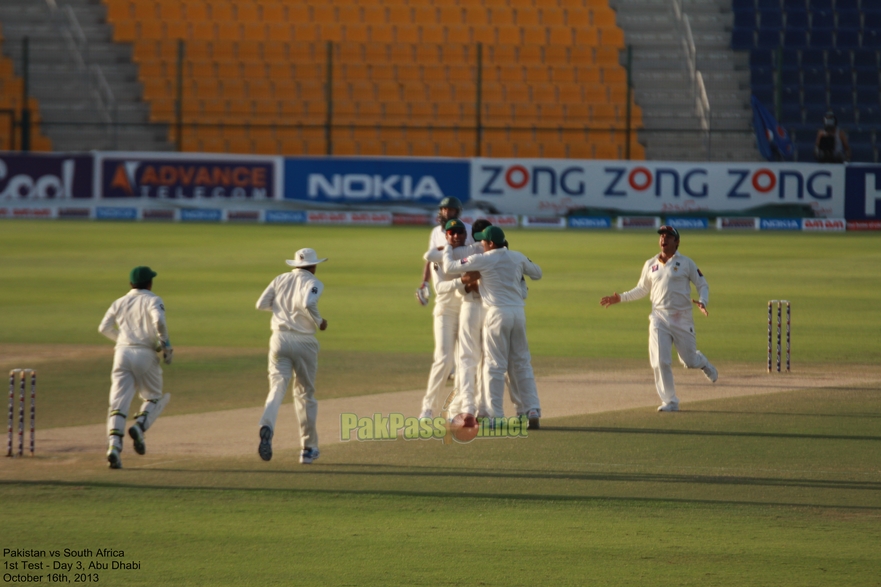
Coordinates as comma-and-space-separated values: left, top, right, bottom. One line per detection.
657, 402, 680, 412
703, 362, 718, 383
419, 409, 433, 420
299, 447, 320, 465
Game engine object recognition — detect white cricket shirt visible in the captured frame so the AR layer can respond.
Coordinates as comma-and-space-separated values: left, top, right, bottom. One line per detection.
620, 252, 709, 314
256, 269, 324, 334
98, 289, 170, 350
442, 246, 541, 308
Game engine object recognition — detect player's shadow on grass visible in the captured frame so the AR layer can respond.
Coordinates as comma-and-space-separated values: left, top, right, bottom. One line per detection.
123, 465, 881, 493
685, 409, 881, 419
537, 426, 881, 441
12, 479, 881, 511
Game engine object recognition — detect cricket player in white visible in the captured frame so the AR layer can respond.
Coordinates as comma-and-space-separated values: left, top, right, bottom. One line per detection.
256, 248, 328, 465
424, 218, 483, 418
416, 196, 473, 307
419, 220, 467, 419
600, 226, 718, 412
442, 226, 542, 424
98, 266, 173, 469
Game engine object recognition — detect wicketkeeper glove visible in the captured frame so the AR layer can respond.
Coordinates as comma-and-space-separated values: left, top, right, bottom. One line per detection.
416, 281, 431, 306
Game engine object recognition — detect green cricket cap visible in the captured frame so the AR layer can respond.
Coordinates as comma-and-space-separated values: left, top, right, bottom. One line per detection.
130, 266, 157, 286
444, 218, 466, 232
474, 225, 506, 245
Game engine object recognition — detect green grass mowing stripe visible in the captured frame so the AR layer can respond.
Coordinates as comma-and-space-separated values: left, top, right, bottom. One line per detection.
1, 221, 880, 363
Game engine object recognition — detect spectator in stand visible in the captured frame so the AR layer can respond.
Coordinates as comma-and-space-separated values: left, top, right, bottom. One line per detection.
814, 111, 851, 163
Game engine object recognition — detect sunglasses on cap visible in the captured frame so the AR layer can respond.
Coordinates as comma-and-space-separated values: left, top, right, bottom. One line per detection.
657, 225, 680, 238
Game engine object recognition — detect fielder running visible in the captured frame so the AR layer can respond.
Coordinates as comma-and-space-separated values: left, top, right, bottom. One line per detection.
98, 266, 173, 469
442, 226, 543, 427
600, 225, 718, 412
256, 248, 328, 464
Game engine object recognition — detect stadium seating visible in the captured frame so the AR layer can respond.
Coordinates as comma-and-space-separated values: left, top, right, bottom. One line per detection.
0, 24, 52, 152
104, 0, 643, 159
734, 0, 881, 161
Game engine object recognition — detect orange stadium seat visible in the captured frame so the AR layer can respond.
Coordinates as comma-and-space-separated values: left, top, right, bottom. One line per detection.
119, 0, 642, 158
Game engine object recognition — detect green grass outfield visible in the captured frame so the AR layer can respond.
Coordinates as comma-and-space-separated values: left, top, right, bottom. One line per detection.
1, 220, 880, 586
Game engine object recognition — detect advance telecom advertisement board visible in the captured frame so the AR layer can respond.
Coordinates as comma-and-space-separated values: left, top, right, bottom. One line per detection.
97, 152, 282, 199
284, 157, 470, 206
470, 159, 845, 218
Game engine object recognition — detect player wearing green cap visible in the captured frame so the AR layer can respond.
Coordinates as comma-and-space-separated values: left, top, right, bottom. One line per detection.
441, 226, 543, 426
98, 266, 173, 469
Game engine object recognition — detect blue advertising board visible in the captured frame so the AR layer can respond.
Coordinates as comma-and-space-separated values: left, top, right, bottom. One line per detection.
180, 208, 223, 222
95, 206, 138, 220
760, 218, 802, 230
284, 157, 470, 205
666, 217, 709, 229
0, 153, 93, 199
265, 210, 308, 224
568, 216, 612, 229
100, 154, 277, 199
844, 165, 881, 220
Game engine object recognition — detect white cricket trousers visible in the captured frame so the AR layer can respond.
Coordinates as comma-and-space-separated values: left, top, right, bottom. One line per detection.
482, 306, 540, 418
648, 312, 710, 406
107, 346, 163, 451
421, 311, 458, 414
260, 331, 319, 449
450, 302, 484, 416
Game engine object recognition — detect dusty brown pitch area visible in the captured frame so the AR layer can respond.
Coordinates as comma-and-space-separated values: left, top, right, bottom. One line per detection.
29, 361, 881, 460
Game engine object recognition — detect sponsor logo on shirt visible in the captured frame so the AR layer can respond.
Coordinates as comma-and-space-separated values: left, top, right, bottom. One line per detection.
311, 287, 318, 294
697, 268, 703, 277
460, 258, 469, 264
651, 264, 659, 272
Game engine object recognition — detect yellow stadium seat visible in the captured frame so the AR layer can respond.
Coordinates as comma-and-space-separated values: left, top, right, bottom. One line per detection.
600, 27, 625, 47
505, 85, 530, 102
132, 1, 157, 20
496, 25, 520, 45
592, 8, 617, 27
288, 5, 310, 22
595, 46, 620, 66
412, 44, 437, 64
211, 2, 233, 20
165, 22, 188, 41
567, 8, 590, 27
184, 1, 208, 21
387, 5, 410, 24
293, 24, 318, 42
576, 67, 601, 83
488, 8, 512, 26
539, 103, 565, 121
312, 5, 335, 24
237, 3, 259, 22
532, 83, 556, 103
363, 5, 384, 24
446, 24, 471, 44
412, 6, 437, 25
516, 8, 540, 26
518, 45, 542, 65
418, 24, 442, 44
357, 139, 384, 155
438, 6, 462, 25
571, 45, 594, 65
473, 25, 496, 44
465, 7, 488, 25
542, 8, 565, 26
105, 0, 131, 22
575, 28, 599, 45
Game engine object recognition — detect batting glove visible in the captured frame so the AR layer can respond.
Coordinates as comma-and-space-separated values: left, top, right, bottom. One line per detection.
416, 281, 431, 306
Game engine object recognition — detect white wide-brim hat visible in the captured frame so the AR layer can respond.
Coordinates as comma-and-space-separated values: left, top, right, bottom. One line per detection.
286, 248, 328, 268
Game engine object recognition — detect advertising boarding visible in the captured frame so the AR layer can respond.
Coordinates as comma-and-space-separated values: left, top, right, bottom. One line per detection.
284, 157, 470, 206
0, 153, 93, 200
98, 152, 281, 200
470, 159, 845, 218
844, 165, 881, 222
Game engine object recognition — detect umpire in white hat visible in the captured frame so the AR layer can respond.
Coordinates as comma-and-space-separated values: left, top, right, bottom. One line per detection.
256, 248, 328, 464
